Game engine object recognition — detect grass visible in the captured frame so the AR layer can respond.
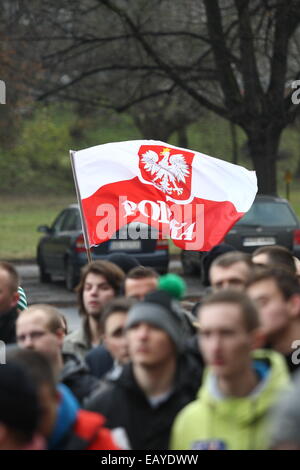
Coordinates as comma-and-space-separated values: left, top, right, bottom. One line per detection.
0, 194, 76, 260
0, 192, 183, 260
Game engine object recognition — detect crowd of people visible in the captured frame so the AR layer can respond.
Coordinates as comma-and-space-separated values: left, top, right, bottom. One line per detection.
1, 244, 300, 450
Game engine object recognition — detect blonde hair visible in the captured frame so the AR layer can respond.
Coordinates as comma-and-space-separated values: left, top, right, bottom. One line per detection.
18, 304, 63, 333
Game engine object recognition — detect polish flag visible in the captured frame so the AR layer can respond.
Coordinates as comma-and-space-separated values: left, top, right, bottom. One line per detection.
71, 140, 257, 251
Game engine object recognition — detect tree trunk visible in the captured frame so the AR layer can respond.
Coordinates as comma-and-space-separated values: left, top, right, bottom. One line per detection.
247, 125, 282, 195
230, 122, 238, 165
132, 115, 172, 142
177, 126, 188, 148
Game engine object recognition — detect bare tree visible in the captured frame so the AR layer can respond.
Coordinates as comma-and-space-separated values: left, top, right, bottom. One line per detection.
95, 0, 300, 194
6, 0, 300, 193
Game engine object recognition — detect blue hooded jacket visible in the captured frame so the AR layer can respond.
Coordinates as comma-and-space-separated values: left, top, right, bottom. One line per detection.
48, 384, 79, 450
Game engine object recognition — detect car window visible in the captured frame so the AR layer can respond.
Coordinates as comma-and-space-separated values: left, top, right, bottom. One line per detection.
75, 212, 82, 231
51, 210, 69, 232
60, 210, 79, 231
236, 202, 298, 227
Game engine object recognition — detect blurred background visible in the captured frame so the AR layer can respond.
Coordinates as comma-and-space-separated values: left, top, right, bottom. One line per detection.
1, 0, 300, 260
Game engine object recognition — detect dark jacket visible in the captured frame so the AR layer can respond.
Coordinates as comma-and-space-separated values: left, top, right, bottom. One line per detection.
60, 352, 101, 405
265, 343, 300, 376
85, 353, 202, 450
284, 350, 300, 376
0, 307, 18, 344
85, 345, 114, 379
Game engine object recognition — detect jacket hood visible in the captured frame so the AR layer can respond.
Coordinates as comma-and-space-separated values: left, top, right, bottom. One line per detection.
48, 384, 80, 450
198, 349, 290, 425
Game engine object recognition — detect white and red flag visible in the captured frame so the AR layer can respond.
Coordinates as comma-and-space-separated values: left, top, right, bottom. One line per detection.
70, 140, 257, 251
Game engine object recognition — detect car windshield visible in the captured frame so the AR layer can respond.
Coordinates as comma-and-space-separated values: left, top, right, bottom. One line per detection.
236, 201, 298, 227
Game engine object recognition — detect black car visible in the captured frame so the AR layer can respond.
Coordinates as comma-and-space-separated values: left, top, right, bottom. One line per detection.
37, 204, 169, 290
181, 195, 300, 275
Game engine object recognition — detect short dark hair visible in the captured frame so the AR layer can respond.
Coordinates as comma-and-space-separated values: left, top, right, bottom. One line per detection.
246, 267, 300, 300
0, 261, 19, 293
252, 245, 296, 274
0, 361, 40, 445
198, 289, 260, 332
126, 266, 159, 280
77, 260, 125, 315
101, 297, 134, 331
7, 348, 57, 396
210, 251, 253, 271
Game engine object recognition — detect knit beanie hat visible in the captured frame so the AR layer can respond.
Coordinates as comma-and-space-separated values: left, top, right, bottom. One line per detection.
201, 243, 236, 286
125, 290, 187, 353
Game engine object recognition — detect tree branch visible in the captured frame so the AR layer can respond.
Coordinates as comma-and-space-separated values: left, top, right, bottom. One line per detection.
100, 0, 229, 119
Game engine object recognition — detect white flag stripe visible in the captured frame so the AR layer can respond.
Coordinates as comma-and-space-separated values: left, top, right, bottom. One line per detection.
192, 153, 257, 212
73, 140, 142, 199
73, 140, 257, 212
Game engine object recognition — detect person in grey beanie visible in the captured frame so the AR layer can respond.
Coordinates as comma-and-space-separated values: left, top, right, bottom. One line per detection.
85, 290, 203, 450
125, 290, 188, 353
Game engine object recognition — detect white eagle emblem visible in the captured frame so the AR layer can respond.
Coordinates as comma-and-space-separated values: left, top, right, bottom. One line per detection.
141, 147, 190, 195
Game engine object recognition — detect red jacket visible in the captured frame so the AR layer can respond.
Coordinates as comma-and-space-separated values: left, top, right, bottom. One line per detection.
65, 409, 120, 450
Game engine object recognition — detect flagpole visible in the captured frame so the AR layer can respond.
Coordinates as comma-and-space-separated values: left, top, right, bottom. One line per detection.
70, 150, 93, 264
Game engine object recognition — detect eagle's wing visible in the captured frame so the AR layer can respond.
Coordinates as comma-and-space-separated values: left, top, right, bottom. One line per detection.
169, 154, 190, 182
141, 150, 160, 175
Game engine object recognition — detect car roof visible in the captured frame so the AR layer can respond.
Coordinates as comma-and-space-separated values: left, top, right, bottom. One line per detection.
254, 194, 289, 203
